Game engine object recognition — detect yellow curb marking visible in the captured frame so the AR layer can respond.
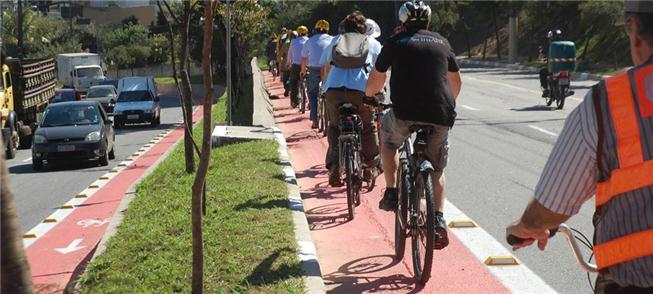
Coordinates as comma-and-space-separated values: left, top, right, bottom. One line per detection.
61, 205, 75, 209
484, 256, 519, 266
23, 233, 37, 238
43, 218, 57, 223
448, 220, 477, 228
75, 193, 88, 198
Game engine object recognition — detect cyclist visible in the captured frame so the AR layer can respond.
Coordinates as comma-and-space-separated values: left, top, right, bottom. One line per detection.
288, 26, 309, 108
277, 28, 292, 97
506, 2, 653, 292
539, 29, 562, 98
320, 11, 382, 187
266, 35, 278, 74
301, 20, 333, 128
366, 0, 462, 250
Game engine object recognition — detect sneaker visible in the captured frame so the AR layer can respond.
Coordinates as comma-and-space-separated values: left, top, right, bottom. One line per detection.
311, 121, 319, 129
542, 89, 550, 98
329, 170, 342, 187
379, 188, 398, 211
433, 214, 449, 250
284, 90, 289, 97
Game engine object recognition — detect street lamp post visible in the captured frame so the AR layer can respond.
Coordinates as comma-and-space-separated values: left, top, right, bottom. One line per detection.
17, 0, 24, 60
226, 0, 232, 126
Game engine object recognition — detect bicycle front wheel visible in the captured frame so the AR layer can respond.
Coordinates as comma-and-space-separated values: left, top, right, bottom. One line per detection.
344, 143, 356, 220
411, 171, 435, 284
394, 162, 410, 260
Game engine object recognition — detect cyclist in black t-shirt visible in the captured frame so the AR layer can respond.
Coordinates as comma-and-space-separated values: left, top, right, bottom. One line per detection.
366, 0, 462, 250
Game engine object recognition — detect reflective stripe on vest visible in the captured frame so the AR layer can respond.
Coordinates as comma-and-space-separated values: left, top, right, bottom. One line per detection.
595, 65, 653, 269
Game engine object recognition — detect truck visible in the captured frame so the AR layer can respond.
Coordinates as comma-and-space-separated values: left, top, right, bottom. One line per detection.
56, 53, 105, 94
1, 55, 57, 159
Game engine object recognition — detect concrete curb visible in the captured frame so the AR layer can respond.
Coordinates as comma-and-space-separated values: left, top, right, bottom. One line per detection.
271, 128, 325, 294
458, 58, 609, 81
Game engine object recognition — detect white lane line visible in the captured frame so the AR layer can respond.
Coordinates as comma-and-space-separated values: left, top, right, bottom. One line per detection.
529, 125, 559, 137
22, 157, 32, 162
464, 75, 584, 101
461, 104, 480, 111
444, 200, 557, 293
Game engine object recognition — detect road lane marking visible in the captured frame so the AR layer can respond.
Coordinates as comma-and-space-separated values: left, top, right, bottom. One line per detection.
529, 125, 559, 137
464, 75, 583, 102
22, 157, 32, 162
55, 238, 86, 254
462, 104, 480, 111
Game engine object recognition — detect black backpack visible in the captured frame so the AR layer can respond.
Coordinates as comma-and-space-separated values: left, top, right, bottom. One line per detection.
331, 32, 369, 70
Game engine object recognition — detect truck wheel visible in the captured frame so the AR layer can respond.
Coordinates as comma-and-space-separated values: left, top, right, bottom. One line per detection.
32, 158, 44, 171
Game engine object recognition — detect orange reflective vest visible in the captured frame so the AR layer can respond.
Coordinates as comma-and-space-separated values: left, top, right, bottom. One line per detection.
594, 63, 653, 270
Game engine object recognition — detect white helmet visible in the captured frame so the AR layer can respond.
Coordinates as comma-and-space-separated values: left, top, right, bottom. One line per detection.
398, 1, 432, 25
366, 18, 381, 39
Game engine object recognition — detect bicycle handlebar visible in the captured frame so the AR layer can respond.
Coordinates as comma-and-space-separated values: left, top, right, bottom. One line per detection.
507, 224, 598, 273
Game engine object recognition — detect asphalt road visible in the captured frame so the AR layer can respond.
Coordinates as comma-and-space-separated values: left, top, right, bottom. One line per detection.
447, 64, 599, 293
8, 95, 184, 234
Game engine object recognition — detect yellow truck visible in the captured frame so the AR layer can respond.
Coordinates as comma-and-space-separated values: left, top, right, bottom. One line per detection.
1, 54, 56, 159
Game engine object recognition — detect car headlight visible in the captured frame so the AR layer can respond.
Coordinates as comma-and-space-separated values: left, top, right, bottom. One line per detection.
85, 131, 101, 142
34, 135, 47, 144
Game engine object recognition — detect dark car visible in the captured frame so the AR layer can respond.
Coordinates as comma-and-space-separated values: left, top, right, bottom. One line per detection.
98, 79, 119, 89
86, 85, 117, 113
32, 101, 115, 171
52, 89, 77, 103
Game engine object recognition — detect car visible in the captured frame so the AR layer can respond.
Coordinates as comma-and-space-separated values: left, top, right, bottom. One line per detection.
31, 101, 115, 171
86, 85, 117, 113
51, 88, 78, 103
98, 78, 119, 89
113, 76, 161, 128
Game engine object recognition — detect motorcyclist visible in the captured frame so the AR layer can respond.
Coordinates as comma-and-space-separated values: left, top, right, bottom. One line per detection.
539, 29, 562, 98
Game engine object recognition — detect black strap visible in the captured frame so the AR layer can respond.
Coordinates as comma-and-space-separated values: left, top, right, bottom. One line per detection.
592, 83, 605, 174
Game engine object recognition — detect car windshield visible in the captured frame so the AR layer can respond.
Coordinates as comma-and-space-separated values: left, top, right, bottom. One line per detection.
117, 90, 152, 102
77, 68, 102, 78
87, 88, 113, 98
41, 104, 100, 127
53, 91, 76, 103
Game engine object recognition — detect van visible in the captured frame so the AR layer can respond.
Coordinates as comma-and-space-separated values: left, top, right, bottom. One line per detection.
113, 76, 161, 128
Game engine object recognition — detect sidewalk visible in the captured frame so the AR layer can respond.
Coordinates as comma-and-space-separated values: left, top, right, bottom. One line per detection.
263, 72, 510, 293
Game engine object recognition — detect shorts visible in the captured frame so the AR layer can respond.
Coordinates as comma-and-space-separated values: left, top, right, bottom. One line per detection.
380, 110, 450, 172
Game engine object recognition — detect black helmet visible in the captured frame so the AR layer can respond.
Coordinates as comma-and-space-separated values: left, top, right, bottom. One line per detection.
399, 1, 432, 26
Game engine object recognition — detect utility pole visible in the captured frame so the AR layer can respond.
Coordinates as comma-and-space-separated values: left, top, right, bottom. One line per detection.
17, 0, 24, 60
69, 0, 73, 34
226, 0, 232, 126
508, 16, 518, 63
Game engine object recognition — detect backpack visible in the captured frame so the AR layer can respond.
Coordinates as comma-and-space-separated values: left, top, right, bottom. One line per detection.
331, 32, 369, 70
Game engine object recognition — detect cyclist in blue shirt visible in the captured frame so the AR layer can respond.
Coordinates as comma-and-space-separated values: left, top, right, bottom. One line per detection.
320, 11, 382, 187
301, 20, 333, 128
287, 26, 309, 108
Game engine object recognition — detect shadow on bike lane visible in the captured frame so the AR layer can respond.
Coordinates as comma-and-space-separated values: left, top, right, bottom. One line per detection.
263, 72, 509, 293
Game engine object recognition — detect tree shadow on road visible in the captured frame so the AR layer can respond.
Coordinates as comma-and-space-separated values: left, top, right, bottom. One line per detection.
240, 247, 302, 287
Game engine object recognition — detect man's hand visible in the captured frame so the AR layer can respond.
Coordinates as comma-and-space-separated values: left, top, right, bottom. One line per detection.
506, 220, 553, 251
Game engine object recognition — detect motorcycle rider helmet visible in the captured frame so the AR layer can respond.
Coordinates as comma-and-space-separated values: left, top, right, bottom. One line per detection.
315, 19, 330, 33
399, 1, 432, 27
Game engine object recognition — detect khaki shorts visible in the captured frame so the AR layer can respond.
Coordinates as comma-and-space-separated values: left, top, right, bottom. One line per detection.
380, 110, 450, 172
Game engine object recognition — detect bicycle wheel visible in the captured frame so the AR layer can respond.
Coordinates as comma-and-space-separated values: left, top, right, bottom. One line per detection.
344, 143, 356, 220
394, 161, 410, 260
411, 171, 435, 284
556, 85, 567, 110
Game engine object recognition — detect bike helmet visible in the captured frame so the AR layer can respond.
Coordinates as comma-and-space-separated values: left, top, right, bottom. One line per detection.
398, 1, 432, 26
297, 25, 309, 36
366, 18, 381, 39
315, 19, 330, 32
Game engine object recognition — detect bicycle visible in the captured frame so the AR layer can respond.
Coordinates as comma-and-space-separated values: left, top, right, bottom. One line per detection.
367, 102, 437, 284
317, 90, 328, 137
299, 73, 309, 114
337, 103, 363, 220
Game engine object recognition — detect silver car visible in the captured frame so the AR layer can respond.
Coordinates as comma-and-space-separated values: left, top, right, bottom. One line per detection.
86, 85, 117, 113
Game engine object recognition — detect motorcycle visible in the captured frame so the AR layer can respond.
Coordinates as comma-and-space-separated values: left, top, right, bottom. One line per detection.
545, 70, 574, 110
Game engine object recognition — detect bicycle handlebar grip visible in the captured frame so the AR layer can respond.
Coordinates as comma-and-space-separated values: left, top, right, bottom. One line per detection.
506, 228, 559, 246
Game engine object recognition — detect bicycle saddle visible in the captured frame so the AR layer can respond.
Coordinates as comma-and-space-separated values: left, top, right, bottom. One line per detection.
409, 125, 434, 134
338, 103, 359, 116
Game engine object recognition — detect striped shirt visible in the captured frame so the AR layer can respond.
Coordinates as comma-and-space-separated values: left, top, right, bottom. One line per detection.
535, 90, 598, 216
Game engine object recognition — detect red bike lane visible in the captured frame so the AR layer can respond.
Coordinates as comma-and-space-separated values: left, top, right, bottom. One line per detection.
25, 107, 203, 293
264, 72, 509, 293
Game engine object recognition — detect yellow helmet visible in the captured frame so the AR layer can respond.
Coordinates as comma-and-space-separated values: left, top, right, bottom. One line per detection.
315, 19, 330, 32
297, 25, 309, 35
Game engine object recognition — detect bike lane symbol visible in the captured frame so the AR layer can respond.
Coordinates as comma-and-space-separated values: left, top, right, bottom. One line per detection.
77, 218, 111, 228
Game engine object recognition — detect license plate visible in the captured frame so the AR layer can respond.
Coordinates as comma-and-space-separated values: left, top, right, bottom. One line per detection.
127, 114, 139, 120
559, 79, 569, 86
57, 145, 75, 152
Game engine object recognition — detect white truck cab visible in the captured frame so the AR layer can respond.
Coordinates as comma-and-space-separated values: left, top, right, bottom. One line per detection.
57, 53, 106, 93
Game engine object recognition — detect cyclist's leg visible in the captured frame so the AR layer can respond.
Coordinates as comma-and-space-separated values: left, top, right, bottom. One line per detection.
425, 125, 450, 249
307, 69, 321, 124
352, 94, 379, 171
289, 64, 301, 105
325, 89, 345, 186
378, 110, 411, 211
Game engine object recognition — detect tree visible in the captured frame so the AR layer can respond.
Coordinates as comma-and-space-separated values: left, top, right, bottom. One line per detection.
158, 0, 199, 173
1, 141, 34, 294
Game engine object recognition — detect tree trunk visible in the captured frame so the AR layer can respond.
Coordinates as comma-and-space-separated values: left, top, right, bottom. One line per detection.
1, 141, 35, 294
580, 27, 595, 60
492, 6, 501, 60
482, 25, 489, 59
191, 2, 216, 293
180, 0, 195, 173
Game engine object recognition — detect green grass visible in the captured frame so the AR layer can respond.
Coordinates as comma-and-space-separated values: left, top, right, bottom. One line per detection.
154, 76, 176, 85
78, 96, 303, 293
256, 57, 269, 70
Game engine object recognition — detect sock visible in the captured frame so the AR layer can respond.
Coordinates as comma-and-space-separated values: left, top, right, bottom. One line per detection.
435, 211, 444, 218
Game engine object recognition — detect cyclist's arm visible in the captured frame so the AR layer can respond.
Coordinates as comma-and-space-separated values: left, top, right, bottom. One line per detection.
366, 69, 386, 97
447, 71, 462, 100
322, 63, 331, 83
507, 199, 570, 250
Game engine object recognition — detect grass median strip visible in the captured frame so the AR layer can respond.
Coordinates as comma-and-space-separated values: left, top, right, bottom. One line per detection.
79, 98, 303, 293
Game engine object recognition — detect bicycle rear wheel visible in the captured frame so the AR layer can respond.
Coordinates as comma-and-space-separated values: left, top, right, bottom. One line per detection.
344, 143, 356, 220
394, 162, 410, 260
411, 171, 435, 284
